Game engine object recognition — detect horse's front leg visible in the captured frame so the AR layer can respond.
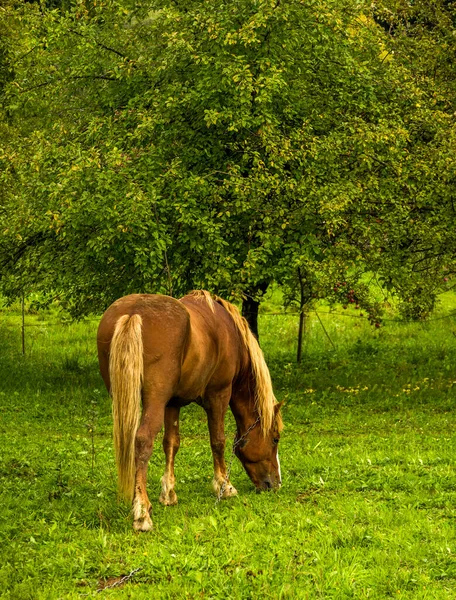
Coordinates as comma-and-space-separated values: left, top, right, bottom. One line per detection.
204, 387, 238, 499
132, 401, 165, 532
159, 405, 180, 506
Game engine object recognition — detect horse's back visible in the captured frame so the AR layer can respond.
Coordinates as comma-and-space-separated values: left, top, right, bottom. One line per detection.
177, 295, 245, 400
97, 292, 245, 403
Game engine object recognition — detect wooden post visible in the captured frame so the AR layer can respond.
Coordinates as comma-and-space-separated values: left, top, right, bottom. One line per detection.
21, 292, 25, 356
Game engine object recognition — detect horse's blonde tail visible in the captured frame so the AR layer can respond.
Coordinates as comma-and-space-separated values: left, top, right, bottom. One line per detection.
109, 314, 143, 502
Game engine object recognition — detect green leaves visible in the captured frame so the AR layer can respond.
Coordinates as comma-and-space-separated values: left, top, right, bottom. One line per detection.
1, 0, 455, 317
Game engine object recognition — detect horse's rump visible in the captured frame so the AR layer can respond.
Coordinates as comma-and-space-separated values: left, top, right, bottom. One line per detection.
97, 294, 191, 501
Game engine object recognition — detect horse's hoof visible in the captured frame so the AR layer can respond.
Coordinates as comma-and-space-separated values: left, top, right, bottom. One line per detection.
159, 489, 178, 506
133, 515, 153, 532
212, 478, 238, 499
222, 484, 238, 498
132, 499, 152, 531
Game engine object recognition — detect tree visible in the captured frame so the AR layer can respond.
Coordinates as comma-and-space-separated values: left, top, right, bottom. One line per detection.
1, 0, 455, 325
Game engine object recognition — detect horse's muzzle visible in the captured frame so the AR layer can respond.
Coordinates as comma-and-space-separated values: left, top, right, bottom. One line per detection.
257, 476, 281, 492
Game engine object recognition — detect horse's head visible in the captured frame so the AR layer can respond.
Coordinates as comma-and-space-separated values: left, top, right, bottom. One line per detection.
234, 403, 283, 491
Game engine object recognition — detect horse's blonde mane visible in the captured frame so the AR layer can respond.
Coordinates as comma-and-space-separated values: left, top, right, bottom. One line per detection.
188, 290, 216, 312
189, 290, 282, 436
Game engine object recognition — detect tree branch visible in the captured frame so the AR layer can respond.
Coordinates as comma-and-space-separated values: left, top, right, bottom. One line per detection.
19, 73, 119, 94
68, 29, 136, 65
0, 232, 49, 274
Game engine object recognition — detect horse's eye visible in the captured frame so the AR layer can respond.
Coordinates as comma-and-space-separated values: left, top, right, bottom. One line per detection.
273, 438, 279, 445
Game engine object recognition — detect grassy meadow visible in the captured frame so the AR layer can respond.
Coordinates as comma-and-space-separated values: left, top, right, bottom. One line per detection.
1, 295, 456, 599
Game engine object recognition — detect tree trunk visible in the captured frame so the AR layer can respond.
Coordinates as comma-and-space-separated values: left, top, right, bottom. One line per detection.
242, 295, 261, 341
241, 283, 269, 342
297, 310, 306, 364
21, 291, 25, 356
296, 267, 308, 363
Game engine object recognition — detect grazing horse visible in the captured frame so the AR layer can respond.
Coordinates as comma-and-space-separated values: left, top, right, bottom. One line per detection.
97, 291, 283, 532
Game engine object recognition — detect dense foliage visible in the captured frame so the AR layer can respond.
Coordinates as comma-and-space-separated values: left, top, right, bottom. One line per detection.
1, 0, 455, 317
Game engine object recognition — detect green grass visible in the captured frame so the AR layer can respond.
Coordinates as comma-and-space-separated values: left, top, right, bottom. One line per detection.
1, 300, 456, 599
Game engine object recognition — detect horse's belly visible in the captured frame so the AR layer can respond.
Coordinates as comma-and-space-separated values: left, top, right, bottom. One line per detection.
167, 395, 203, 408
174, 375, 207, 402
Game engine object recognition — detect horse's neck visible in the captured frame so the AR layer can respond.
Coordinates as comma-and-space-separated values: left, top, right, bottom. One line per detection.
230, 379, 258, 433
228, 319, 261, 433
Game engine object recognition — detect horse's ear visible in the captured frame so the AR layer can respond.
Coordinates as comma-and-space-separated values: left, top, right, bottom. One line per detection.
274, 401, 284, 415
274, 401, 284, 431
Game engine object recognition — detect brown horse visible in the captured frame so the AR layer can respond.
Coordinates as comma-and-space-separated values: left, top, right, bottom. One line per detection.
97, 291, 283, 531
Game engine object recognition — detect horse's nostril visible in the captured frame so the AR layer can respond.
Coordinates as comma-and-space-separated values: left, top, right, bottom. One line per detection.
264, 479, 272, 489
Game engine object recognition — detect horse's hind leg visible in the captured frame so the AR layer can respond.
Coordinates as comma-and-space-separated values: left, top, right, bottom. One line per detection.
159, 405, 180, 506
132, 397, 166, 532
205, 387, 238, 499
